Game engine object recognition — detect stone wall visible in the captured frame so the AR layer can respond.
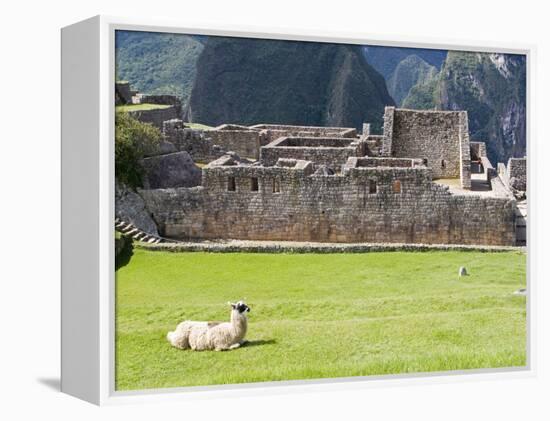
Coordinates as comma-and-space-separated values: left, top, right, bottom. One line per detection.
481, 156, 496, 182
507, 158, 527, 192
470, 141, 487, 160
499, 157, 527, 193
381, 106, 395, 157
458, 112, 472, 189
252, 124, 356, 139
202, 124, 359, 160
470, 141, 487, 175
139, 186, 205, 238
349, 157, 421, 168
129, 106, 180, 128
127, 111, 517, 247
389, 108, 464, 179
141, 240, 521, 253
260, 137, 363, 170
140, 158, 516, 246
364, 135, 384, 156
380, 108, 472, 189
163, 120, 227, 163
206, 125, 261, 159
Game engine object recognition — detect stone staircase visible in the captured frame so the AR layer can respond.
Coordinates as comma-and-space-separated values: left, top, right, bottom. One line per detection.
115, 218, 166, 244
514, 200, 527, 246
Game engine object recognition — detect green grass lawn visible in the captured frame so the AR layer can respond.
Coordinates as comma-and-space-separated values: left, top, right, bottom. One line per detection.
115, 249, 526, 391
115, 103, 172, 112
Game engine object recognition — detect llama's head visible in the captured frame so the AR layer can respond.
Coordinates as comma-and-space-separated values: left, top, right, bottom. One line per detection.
229, 300, 250, 315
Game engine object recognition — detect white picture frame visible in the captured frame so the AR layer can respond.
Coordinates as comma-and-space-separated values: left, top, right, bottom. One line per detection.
61, 15, 535, 405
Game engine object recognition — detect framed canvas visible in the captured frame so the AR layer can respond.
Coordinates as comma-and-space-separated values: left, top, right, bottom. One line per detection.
61, 15, 534, 405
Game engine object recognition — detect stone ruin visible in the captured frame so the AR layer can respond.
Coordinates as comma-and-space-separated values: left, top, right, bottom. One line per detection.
116, 104, 528, 247
115, 81, 182, 128
498, 157, 527, 199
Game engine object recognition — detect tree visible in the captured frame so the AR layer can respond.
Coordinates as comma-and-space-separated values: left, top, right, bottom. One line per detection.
115, 111, 161, 189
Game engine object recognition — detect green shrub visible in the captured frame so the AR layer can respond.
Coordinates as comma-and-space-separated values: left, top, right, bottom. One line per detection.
115, 111, 161, 189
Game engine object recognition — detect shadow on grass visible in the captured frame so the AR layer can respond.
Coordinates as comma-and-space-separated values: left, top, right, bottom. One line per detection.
115, 235, 134, 271
242, 339, 277, 347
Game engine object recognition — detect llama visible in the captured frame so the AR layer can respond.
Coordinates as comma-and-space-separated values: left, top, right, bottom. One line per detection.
167, 301, 250, 351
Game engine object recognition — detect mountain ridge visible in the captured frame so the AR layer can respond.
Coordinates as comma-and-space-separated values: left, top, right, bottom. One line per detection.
387, 55, 438, 106
403, 51, 526, 163
115, 31, 204, 103
185, 37, 395, 132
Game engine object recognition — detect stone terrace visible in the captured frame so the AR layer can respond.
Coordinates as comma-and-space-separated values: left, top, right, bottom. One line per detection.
113, 91, 526, 247
140, 152, 517, 246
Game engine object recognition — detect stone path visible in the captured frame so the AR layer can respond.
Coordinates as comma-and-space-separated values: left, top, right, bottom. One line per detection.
137, 238, 525, 253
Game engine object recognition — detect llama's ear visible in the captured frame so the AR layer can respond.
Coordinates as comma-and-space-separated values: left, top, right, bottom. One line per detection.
228, 301, 236, 308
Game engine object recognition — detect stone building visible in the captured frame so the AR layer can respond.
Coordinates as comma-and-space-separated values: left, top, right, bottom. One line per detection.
127, 107, 527, 247
201, 123, 357, 160
381, 108, 472, 189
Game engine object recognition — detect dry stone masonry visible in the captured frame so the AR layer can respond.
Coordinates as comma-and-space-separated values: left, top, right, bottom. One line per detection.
115, 99, 527, 247
140, 154, 516, 245
128, 106, 180, 128
162, 119, 228, 163
202, 123, 357, 160
499, 157, 527, 194
383, 108, 471, 188
259, 136, 365, 170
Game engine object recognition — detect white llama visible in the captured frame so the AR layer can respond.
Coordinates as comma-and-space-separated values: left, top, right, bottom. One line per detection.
167, 301, 250, 351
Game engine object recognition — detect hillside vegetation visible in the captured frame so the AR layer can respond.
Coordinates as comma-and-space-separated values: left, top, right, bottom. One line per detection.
387, 55, 438, 106
363, 45, 447, 79
185, 37, 395, 132
403, 52, 526, 163
115, 112, 161, 189
115, 31, 204, 103
115, 31, 525, 163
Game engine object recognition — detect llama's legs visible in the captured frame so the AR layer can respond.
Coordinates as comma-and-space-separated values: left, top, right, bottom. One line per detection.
229, 342, 241, 350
